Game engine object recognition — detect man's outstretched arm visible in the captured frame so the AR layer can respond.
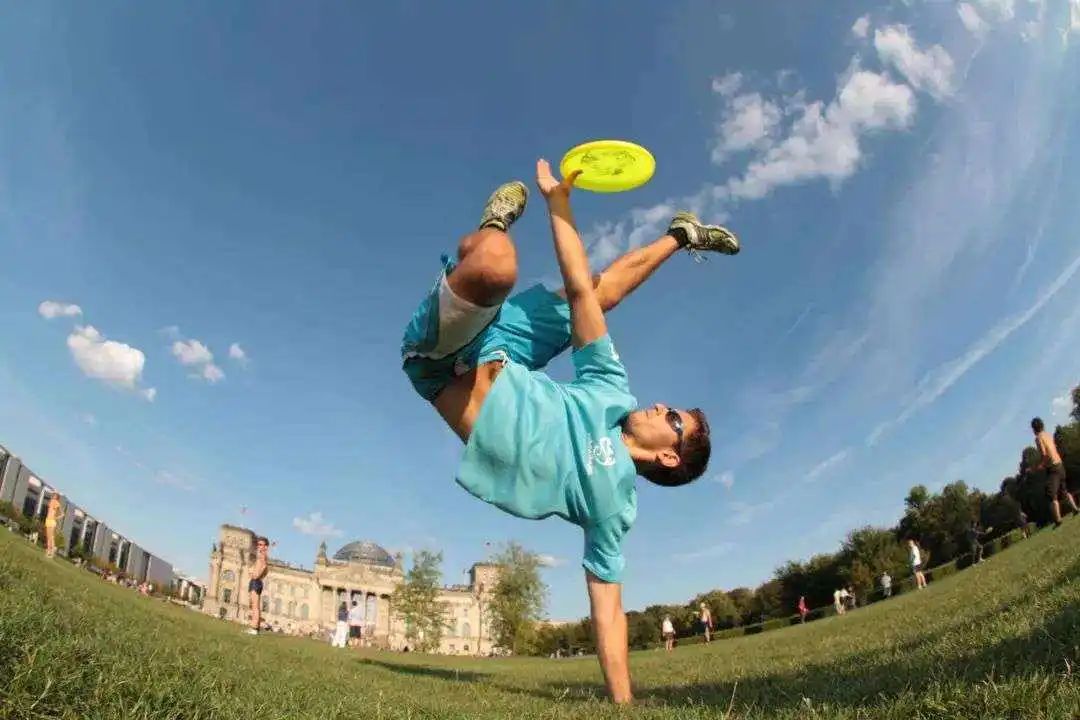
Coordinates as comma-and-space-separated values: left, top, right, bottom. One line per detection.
586, 570, 632, 704
535, 159, 606, 349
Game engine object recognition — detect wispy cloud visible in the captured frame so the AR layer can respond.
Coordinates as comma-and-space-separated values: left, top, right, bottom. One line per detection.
1051, 392, 1072, 419
851, 15, 871, 39
713, 470, 735, 489
803, 448, 852, 483
293, 511, 343, 537
536, 554, 566, 568
228, 342, 249, 366
869, 251, 1080, 446
874, 24, 955, 100
672, 542, 736, 563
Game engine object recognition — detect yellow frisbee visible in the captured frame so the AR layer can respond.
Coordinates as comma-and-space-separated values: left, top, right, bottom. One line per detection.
559, 139, 656, 193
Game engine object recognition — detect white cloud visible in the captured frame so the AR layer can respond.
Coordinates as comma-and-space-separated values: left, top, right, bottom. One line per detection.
171, 337, 226, 383
200, 363, 225, 383
973, 0, 1015, 21
874, 25, 955, 100
712, 93, 782, 164
868, 251, 1080, 445
958, 3, 989, 36
713, 470, 735, 489
38, 300, 82, 319
1051, 393, 1072, 419
171, 339, 213, 366
1070, 0, 1080, 35
536, 554, 566, 568
852, 15, 871, 39
292, 512, 343, 537
672, 542, 736, 563
711, 72, 743, 98
67, 325, 156, 401
724, 68, 915, 201
804, 448, 852, 483
228, 342, 248, 365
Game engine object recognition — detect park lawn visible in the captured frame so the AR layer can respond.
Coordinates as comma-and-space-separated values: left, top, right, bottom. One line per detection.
1, 523, 1079, 720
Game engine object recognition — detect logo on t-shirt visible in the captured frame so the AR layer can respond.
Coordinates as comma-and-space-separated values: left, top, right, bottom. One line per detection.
584, 435, 617, 476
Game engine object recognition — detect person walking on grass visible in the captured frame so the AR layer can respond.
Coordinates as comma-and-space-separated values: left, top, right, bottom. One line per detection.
908, 539, 928, 589
347, 599, 364, 648
797, 595, 809, 623
967, 521, 991, 564
661, 616, 676, 652
833, 588, 845, 615
699, 602, 714, 643
43, 493, 63, 559
246, 535, 269, 636
400, 160, 739, 704
1030, 417, 1077, 528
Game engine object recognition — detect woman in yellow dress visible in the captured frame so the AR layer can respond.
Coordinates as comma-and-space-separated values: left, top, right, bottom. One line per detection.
44, 493, 63, 558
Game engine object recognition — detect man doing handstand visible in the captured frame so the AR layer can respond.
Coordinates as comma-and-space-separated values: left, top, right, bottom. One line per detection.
401, 160, 739, 703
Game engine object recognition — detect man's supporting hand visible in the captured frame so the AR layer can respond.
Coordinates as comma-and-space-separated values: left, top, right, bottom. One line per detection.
586, 570, 632, 704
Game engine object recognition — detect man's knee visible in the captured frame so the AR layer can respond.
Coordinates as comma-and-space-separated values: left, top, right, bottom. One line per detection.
453, 230, 518, 305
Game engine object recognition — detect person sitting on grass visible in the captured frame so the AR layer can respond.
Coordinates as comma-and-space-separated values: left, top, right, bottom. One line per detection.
400, 160, 739, 704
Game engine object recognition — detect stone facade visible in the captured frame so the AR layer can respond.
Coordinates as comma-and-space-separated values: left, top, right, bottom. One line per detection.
202, 524, 499, 655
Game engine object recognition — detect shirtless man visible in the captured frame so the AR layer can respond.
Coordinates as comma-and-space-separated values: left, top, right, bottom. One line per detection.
247, 535, 269, 635
1031, 417, 1077, 527
400, 161, 738, 703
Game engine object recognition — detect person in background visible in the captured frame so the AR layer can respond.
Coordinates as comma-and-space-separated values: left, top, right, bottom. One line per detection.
797, 596, 809, 623
880, 571, 892, 599
332, 602, 349, 648
967, 521, 991, 564
833, 588, 846, 615
43, 493, 63, 559
347, 599, 365, 648
908, 539, 928, 590
246, 536, 269, 636
661, 616, 675, 652
1030, 417, 1077, 528
845, 586, 857, 611
698, 602, 713, 643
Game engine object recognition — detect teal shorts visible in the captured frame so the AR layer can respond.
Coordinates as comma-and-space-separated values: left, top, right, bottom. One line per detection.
401, 254, 572, 401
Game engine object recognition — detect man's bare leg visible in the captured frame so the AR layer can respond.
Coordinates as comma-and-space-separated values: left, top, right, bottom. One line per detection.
434, 227, 519, 439
250, 591, 260, 631
559, 235, 681, 312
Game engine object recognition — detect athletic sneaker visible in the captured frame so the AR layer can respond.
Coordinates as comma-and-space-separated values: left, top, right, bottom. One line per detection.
478, 181, 529, 232
245, 628, 258, 636
668, 211, 740, 259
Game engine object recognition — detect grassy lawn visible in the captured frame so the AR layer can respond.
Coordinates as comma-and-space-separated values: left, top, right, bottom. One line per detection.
2, 523, 1079, 720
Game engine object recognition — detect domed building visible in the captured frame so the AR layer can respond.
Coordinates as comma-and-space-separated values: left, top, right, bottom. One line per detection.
203, 524, 499, 655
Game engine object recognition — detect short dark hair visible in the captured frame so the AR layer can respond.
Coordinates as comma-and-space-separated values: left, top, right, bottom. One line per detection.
642, 408, 711, 488
1031, 417, 1044, 432
255, 536, 269, 546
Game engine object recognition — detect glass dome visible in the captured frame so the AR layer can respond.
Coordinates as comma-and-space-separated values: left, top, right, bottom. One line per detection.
332, 540, 396, 567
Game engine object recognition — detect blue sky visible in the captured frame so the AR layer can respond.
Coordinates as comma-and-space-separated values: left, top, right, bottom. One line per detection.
2, 1, 1078, 619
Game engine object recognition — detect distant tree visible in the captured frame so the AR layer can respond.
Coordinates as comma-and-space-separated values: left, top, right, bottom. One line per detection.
726, 587, 757, 626
1071, 385, 1080, 423
750, 579, 785, 621
1054, 423, 1080, 494
391, 550, 448, 653
905, 485, 930, 512
488, 542, 547, 655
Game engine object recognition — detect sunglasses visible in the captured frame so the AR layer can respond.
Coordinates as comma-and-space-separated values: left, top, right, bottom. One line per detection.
665, 409, 684, 455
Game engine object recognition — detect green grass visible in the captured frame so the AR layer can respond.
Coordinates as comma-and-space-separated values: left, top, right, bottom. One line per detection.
2, 524, 1079, 720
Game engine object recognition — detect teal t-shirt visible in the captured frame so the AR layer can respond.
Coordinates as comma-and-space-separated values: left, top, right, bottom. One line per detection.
456, 335, 638, 583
